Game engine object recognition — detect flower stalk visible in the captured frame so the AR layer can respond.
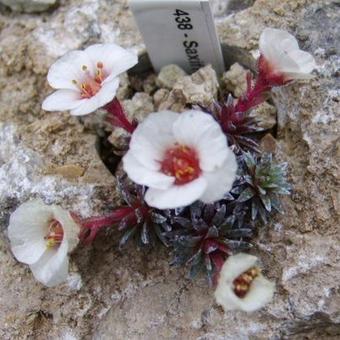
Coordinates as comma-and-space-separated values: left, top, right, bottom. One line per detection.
105, 98, 137, 134
73, 206, 144, 245
232, 70, 271, 115
218, 27, 316, 136
223, 57, 284, 121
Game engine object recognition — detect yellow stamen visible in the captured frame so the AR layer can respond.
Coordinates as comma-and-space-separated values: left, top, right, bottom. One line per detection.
45, 219, 64, 249
46, 238, 57, 249
233, 266, 261, 298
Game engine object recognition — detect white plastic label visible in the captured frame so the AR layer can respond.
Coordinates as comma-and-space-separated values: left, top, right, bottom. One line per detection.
130, 0, 225, 74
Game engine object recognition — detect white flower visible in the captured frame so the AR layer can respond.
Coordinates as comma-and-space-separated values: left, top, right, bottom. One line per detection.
42, 43, 138, 116
259, 28, 316, 82
8, 200, 80, 287
215, 253, 275, 312
122, 110, 237, 209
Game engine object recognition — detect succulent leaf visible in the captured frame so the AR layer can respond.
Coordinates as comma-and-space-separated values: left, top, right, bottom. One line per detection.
238, 188, 255, 202
170, 202, 254, 285
196, 99, 265, 153
115, 176, 171, 248
236, 152, 290, 223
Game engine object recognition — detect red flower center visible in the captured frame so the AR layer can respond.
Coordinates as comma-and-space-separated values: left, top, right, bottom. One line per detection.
233, 267, 260, 298
160, 144, 201, 185
258, 55, 288, 86
45, 219, 64, 249
73, 62, 106, 99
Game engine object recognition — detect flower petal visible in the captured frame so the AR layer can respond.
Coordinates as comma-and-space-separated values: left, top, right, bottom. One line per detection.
260, 28, 298, 61
173, 110, 229, 171
265, 45, 299, 75
8, 200, 52, 265
200, 150, 237, 203
84, 43, 138, 83
284, 71, 315, 80
128, 111, 179, 170
145, 177, 207, 209
260, 28, 299, 72
52, 206, 80, 252
123, 152, 174, 190
240, 275, 275, 312
260, 28, 316, 78
219, 253, 258, 282
42, 89, 83, 112
29, 241, 69, 287
215, 280, 245, 311
286, 49, 316, 74
70, 78, 119, 116
10, 241, 47, 266
47, 50, 95, 90
215, 275, 274, 312
214, 253, 275, 312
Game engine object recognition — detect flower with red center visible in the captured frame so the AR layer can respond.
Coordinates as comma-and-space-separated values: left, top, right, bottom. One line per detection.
7, 200, 80, 287
259, 28, 316, 86
42, 43, 137, 116
45, 219, 64, 248
123, 110, 237, 209
160, 144, 201, 185
214, 253, 275, 312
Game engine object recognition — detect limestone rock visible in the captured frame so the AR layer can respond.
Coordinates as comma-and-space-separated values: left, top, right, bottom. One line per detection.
31, 0, 143, 62
157, 93, 188, 113
142, 73, 158, 95
210, 0, 256, 17
159, 65, 219, 110
0, 120, 116, 218
123, 92, 154, 123
0, 0, 57, 13
260, 133, 278, 154
129, 73, 157, 95
174, 65, 219, 106
107, 127, 130, 155
250, 101, 277, 131
156, 64, 187, 90
153, 88, 170, 110
47, 164, 85, 180
116, 73, 133, 101
222, 62, 248, 98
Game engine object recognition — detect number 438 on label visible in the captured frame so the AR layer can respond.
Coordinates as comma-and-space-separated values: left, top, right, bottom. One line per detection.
173, 9, 193, 30
130, 0, 225, 75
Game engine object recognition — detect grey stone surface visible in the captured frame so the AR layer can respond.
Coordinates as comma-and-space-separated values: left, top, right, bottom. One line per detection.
221, 62, 248, 97
217, 0, 340, 338
0, 0, 57, 13
156, 64, 187, 90
158, 65, 219, 111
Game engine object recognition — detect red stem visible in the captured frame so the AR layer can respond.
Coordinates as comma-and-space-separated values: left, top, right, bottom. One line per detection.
80, 207, 133, 229
71, 207, 134, 244
211, 252, 228, 286
227, 54, 290, 117
105, 98, 137, 134
232, 72, 271, 114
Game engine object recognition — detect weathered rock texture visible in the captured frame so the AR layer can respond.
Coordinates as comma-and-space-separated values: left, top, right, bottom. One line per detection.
0, 0, 339, 339
216, 0, 340, 339
0, 0, 58, 13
